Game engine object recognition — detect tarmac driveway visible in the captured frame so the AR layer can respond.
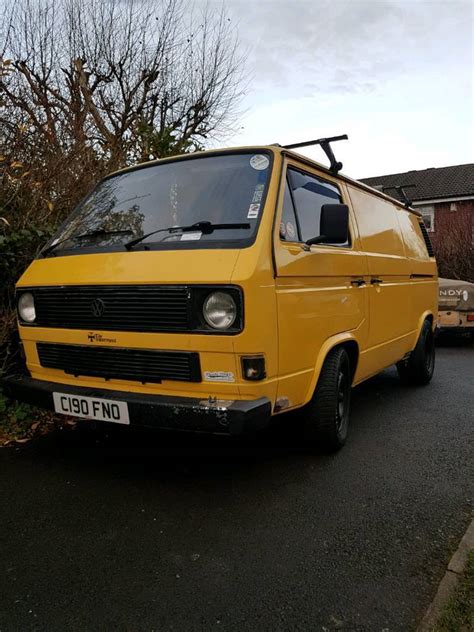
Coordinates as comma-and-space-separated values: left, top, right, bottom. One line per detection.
0, 344, 472, 631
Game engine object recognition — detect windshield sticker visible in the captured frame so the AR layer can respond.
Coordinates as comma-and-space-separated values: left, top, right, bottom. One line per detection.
280, 222, 287, 238
252, 189, 264, 204
180, 232, 202, 241
250, 154, 269, 170
247, 203, 260, 219
286, 222, 296, 240
204, 371, 235, 383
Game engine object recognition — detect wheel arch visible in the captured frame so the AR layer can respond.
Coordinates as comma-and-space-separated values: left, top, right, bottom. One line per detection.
303, 334, 360, 405
402, 311, 435, 356
417, 310, 435, 335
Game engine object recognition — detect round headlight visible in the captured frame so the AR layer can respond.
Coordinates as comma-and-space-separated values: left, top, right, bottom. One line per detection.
203, 292, 237, 330
18, 292, 36, 323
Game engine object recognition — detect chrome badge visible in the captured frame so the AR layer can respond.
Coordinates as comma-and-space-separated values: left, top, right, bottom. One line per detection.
91, 298, 105, 317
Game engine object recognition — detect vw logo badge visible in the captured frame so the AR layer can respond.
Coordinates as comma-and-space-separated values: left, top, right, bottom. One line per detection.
91, 298, 106, 317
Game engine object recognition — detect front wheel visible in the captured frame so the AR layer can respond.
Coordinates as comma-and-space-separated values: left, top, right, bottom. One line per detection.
397, 319, 435, 385
301, 347, 351, 452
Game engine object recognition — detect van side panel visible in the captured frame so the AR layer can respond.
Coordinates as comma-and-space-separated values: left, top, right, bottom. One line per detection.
347, 185, 416, 380
395, 209, 438, 342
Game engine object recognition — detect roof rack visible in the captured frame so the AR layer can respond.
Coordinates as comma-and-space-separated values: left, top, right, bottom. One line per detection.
282, 134, 348, 174
382, 184, 416, 209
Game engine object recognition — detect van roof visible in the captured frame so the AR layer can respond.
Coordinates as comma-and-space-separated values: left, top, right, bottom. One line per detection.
107, 145, 421, 216
276, 145, 421, 215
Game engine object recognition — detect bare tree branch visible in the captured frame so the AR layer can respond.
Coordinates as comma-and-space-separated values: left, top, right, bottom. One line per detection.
1, 0, 245, 179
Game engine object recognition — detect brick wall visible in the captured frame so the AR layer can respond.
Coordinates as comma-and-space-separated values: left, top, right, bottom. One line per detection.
427, 199, 474, 281
429, 199, 474, 248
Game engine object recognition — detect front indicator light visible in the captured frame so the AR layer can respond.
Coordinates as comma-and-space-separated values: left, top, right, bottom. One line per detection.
18, 292, 36, 323
241, 356, 266, 381
203, 292, 237, 330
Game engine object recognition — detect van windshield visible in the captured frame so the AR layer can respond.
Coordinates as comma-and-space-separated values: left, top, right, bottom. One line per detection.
42, 152, 272, 256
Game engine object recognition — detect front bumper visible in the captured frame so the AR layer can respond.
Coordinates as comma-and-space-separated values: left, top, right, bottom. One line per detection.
1, 375, 272, 436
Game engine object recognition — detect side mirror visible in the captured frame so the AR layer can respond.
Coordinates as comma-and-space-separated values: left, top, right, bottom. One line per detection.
306, 204, 349, 246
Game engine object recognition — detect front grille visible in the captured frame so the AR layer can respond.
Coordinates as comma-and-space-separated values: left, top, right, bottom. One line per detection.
30, 285, 190, 332
37, 343, 201, 384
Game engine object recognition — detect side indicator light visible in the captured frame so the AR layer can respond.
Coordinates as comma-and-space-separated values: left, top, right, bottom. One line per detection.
241, 356, 266, 381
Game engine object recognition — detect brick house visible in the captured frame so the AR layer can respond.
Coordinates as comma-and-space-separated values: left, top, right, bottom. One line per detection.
361, 163, 474, 280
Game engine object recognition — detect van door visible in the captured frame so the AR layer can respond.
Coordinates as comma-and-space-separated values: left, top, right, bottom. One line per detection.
273, 163, 368, 409
346, 185, 414, 374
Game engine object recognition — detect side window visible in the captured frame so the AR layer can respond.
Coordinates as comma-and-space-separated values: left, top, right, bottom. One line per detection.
417, 205, 435, 232
280, 177, 301, 241
287, 168, 342, 243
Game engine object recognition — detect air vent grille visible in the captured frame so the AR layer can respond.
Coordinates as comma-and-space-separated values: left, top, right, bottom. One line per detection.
37, 343, 202, 384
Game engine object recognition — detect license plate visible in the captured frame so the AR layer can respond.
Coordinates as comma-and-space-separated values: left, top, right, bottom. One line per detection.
53, 392, 130, 424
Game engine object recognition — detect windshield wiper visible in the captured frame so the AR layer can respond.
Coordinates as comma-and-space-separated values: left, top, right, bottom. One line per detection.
124, 221, 251, 251
75, 228, 134, 240
41, 228, 134, 257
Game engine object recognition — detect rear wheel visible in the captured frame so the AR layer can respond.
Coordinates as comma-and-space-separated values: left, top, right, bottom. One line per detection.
397, 319, 435, 385
302, 347, 351, 452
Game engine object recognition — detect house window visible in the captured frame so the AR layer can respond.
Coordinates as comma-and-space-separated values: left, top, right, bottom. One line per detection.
418, 205, 435, 232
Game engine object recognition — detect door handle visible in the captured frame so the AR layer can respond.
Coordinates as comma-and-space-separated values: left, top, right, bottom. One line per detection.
351, 279, 366, 287
371, 278, 383, 284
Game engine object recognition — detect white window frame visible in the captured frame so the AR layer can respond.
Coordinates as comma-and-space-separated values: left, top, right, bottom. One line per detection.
418, 205, 435, 232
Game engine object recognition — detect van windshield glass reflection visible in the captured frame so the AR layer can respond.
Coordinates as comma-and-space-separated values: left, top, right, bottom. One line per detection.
45, 152, 271, 254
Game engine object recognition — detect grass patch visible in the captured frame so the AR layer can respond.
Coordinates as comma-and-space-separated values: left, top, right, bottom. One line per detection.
434, 549, 474, 631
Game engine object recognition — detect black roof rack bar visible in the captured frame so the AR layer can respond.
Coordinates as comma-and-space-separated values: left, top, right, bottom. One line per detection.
283, 134, 348, 174
382, 183, 416, 209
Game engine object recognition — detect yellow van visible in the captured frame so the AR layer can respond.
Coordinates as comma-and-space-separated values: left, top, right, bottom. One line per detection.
3, 142, 437, 451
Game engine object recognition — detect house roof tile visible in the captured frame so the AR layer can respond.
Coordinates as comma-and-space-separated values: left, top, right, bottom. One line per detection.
360, 163, 474, 202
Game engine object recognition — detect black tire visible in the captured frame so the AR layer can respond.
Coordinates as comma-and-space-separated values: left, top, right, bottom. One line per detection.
396, 319, 435, 385
302, 347, 351, 452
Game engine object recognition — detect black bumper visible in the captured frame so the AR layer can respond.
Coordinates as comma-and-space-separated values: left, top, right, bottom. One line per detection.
1, 375, 272, 436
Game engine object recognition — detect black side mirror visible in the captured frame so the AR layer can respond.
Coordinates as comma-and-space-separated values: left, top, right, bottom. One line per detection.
306, 204, 349, 246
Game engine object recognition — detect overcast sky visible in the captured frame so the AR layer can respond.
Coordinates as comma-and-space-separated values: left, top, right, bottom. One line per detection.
219, 0, 473, 178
